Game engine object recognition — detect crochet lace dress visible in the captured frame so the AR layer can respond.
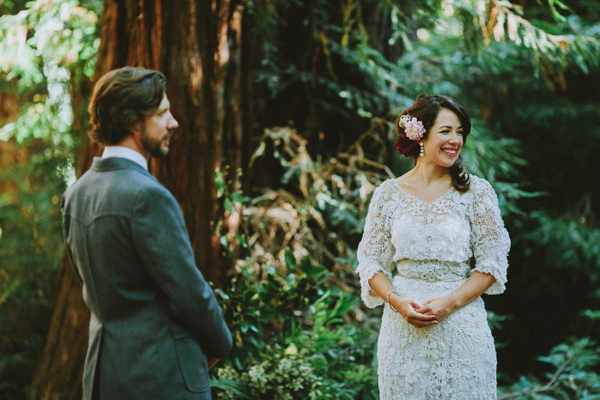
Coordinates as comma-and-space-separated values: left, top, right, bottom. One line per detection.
356, 176, 510, 400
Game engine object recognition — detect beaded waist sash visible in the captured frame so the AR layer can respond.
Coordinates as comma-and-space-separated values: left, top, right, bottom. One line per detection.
394, 259, 470, 282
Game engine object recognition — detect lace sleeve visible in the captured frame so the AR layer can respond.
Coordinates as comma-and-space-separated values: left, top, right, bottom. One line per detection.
471, 178, 511, 294
356, 184, 395, 308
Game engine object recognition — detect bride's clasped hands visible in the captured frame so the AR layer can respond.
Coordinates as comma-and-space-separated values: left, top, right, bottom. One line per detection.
389, 294, 439, 329
390, 294, 461, 328
418, 296, 458, 322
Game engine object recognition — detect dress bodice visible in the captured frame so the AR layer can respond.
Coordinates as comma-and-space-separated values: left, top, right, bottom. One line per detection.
389, 180, 473, 264
356, 175, 510, 308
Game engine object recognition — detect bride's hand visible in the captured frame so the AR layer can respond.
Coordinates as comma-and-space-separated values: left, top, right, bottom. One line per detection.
390, 295, 438, 329
417, 297, 456, 322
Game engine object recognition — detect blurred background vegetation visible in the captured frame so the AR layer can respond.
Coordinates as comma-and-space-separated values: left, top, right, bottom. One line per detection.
1, 0, 599, 399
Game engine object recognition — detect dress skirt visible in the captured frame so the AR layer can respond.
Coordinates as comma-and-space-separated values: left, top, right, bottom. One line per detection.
376, 274, 498, 400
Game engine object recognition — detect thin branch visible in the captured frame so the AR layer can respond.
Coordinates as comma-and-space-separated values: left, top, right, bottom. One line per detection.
335, 152, 395, 179
498, 357, 572, 399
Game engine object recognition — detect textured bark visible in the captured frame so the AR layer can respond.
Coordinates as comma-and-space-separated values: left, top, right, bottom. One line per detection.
27, 255, 89, 400
28, 0, 247, 398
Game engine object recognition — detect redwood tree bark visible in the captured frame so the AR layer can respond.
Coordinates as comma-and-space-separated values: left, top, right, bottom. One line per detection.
28, 1, 247, 398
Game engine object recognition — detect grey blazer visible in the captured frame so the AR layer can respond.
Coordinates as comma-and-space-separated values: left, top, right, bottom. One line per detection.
61, 157, 232, 400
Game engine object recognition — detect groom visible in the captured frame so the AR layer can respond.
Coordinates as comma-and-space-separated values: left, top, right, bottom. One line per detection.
61, 67, 232, 400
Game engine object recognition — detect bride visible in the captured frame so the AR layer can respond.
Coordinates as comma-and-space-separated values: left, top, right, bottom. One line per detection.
356, 94, 510, 399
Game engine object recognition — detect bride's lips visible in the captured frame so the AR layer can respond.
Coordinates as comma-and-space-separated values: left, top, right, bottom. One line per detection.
441, 148, 458, 157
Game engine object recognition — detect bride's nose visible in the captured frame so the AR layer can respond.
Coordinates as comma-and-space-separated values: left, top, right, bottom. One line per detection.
448, 132, 461, 144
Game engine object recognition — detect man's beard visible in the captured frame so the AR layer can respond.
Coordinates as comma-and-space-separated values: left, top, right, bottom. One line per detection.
141, 128, 170, 158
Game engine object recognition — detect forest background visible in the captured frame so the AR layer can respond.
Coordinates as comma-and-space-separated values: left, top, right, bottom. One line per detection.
1, 0, 599, 399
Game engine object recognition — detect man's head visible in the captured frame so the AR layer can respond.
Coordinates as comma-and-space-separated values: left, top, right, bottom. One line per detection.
88, 67, 178, 157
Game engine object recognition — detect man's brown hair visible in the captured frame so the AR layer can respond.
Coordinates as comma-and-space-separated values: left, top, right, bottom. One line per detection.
88, 67, 167, 145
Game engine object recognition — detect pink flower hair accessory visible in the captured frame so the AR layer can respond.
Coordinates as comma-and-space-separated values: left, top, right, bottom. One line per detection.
402, 117, 426, 141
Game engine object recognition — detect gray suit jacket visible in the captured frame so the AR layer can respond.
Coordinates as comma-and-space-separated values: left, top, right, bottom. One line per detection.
61, 157, 232, 400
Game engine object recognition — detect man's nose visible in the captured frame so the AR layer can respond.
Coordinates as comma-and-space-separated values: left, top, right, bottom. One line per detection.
169, 115, 179, 129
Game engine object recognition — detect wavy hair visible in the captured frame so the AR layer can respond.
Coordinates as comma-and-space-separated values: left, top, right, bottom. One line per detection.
394, 94, 471, 192
88, 67, 167, 145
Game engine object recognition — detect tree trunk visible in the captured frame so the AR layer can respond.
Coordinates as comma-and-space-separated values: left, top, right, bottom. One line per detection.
28, 1, 247, 398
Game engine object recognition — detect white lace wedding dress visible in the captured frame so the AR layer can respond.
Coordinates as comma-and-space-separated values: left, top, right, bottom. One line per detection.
356, 176, 510, 400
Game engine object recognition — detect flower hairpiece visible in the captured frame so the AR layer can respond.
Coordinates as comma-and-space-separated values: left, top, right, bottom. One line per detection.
398, 114, 410, 129
399, 115, 425, 141
395, 114, 425, 157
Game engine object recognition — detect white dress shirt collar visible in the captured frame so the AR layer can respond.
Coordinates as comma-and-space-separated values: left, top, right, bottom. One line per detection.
102, 146, 148, 171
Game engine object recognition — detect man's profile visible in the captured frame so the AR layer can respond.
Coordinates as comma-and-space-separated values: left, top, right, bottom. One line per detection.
61, 67, 232, 400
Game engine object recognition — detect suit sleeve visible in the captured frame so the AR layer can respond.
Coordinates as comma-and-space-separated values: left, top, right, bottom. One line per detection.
61, 192, 84, 285
131, 185, 232, 358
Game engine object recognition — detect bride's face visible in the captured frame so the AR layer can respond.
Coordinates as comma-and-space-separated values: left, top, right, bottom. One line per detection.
420, 108, 464, 169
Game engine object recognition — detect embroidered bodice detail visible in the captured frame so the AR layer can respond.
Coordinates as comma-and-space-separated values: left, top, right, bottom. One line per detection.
356, 175, 510, 307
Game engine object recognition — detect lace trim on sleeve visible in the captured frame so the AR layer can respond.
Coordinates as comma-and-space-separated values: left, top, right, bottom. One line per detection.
358, 260, 393, 307
473, 257, 508, 294
356, 183, 395, 308
471, 178, 511, 295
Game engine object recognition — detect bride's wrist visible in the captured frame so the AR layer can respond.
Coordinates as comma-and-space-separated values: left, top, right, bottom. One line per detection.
386, 291, 401, 313
444, 294, 461, 311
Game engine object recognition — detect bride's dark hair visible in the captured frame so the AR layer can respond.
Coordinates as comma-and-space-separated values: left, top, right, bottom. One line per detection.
394, 94, 471, 193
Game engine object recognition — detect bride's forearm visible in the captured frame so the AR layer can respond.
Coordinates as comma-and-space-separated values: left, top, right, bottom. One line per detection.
446, 271, 496, 310
368, 271, 395, 301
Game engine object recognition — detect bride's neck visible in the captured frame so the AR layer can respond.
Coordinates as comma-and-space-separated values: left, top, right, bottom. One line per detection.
410, 160, 450, 186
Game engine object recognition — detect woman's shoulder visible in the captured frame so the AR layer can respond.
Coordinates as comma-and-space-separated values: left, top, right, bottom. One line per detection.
467, 174, 501, 208
468, 174, 494, 194
372, 178, 399, 192
369, 178, 402, 202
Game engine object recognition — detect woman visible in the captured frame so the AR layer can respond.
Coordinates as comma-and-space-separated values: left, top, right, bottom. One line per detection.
356, 94, 510, 399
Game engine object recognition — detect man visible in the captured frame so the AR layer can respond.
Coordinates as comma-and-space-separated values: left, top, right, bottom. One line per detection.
61, 67, 232, 400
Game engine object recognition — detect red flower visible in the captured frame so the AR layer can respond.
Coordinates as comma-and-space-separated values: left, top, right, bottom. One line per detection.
395, 136, 418, 157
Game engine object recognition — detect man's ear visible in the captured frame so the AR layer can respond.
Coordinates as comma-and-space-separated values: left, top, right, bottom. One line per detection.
130, 121, 143, 137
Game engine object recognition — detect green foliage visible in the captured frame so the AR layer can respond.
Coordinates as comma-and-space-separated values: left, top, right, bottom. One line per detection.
0, 147, 67, 397
0, 1, 100, 397
214, 165, 247, 257
212, 254, 378, 399
215, 251, 334, 369
498, 338, 600, 399
291, 292, 379, 400
520, 212, 600, 282
215, 344, 317, 400
248, 0, 412, 141
581, 309, 600, 320
0, 0, 100, 145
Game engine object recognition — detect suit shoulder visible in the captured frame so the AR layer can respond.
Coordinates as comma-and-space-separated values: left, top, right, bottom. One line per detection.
63, 167, 172, 218
130, 174, 178, 210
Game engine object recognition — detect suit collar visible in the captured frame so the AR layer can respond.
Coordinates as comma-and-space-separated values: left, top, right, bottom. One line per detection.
102, 146, 148, 170
90, 157, 151, 174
